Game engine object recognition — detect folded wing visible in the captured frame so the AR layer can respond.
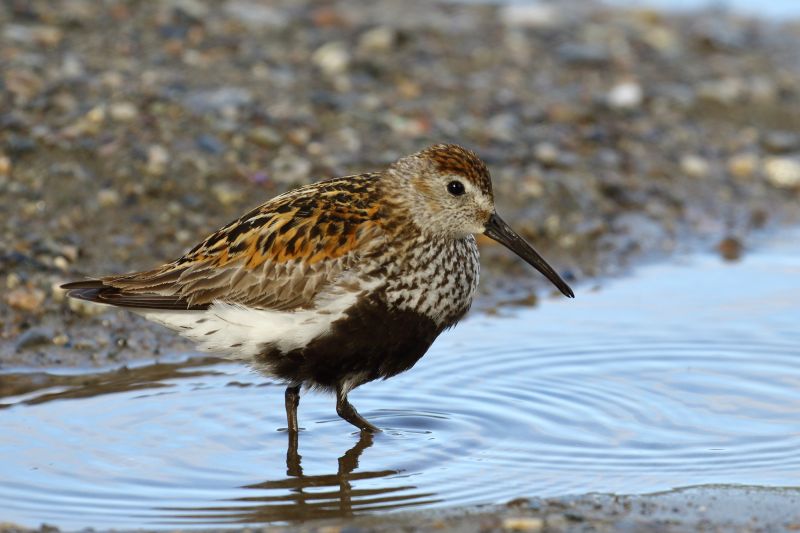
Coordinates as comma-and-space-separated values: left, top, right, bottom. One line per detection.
62, 174, 384, 311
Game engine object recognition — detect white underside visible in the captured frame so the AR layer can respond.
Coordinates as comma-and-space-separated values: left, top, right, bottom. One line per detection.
137, 282, 375, 362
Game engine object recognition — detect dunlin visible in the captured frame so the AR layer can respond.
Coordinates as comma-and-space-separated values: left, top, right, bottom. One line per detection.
63, 144, 574, 432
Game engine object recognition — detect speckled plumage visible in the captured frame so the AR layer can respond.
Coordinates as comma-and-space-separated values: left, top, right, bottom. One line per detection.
63, 144, 573, 432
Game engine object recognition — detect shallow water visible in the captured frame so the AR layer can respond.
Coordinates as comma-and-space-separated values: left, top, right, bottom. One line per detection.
608, 0, 800, 19
2, 230, 800, 529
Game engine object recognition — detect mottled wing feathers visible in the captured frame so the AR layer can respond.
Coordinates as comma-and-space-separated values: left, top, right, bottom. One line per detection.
60, 279, 205, 310
64, 173, 386, 311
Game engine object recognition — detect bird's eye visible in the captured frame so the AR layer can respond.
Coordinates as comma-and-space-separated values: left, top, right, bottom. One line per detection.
447, 180, 465, 196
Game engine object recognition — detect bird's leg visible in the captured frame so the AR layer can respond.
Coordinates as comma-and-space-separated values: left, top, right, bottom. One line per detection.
285, 384, 301, 434
335, 384, 379, 433
285, 384, 302, 477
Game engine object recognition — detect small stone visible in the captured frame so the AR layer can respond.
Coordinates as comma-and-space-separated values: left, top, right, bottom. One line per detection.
764, 157, 800, 188
312, 41, 351, 76
502, 516, 544, 531
487, 113, 517, 142
223, 1, 287, 28
727, 153, 758, 179
97, 188, 121, 207
358, 27, 396, 53
146, 144, 170, 176
762, 131, 800, 154
53, 256, 69, 271
270, 149, 312, 184
717, 236, 743, 261
697, 78, 743, 104
534, 142, 560, 166
109, 102, 138, 122
6, 287, 46, 312
680, 155, 710, 179
544, 513, 568, 530
68, 297, 107, 316
248, 127, 282, 148
500, 4, 559, 28
607, 81, 643, 109
62, 54, 84, 77
52, 333, 69, 346
6, 273, 22, 290
557, 43, 611, 66
196, 134, 225, 155
211, 183, 243, 206
0, 154, 10, 176
184, 87, 253, 114
4, 24, 63, 46
15, 327, 54, 351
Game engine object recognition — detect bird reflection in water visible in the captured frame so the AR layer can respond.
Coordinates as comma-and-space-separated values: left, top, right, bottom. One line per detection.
166, 430, 439, 524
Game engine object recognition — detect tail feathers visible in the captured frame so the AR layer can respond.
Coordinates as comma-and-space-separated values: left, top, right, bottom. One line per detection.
61, 279, 209, 311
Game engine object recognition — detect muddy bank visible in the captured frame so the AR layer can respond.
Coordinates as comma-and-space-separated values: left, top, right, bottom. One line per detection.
2, 0, 800, 367
2, 485, 799, 532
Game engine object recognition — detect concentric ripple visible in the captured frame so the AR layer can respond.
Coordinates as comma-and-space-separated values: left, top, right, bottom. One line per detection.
2, 230, 800, 529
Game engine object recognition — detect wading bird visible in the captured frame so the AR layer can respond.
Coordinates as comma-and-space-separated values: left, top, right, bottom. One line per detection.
63, 144, 574, 433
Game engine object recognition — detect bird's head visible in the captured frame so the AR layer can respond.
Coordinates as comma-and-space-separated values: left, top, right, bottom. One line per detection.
387, 143, 574, 298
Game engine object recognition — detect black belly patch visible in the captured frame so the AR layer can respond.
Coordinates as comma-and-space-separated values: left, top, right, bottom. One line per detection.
256, 296, 442, 390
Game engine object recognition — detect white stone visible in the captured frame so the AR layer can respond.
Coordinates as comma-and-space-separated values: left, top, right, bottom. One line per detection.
764, 157, 800, 188
312, 42, 351, 76
607, 81, 643, 109
681, 154, 710, 179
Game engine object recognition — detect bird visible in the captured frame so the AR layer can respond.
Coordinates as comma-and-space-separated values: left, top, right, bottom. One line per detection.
62, 144, 574, 433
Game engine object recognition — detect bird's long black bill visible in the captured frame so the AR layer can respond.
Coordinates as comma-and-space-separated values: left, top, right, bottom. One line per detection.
484, 213, 575, 298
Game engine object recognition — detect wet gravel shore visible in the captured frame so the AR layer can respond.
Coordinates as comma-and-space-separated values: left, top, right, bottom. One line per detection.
2, 484, 799, 532
2, 1, 800, 365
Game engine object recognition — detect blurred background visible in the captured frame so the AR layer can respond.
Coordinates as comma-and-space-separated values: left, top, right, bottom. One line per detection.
2, 0, 800, 365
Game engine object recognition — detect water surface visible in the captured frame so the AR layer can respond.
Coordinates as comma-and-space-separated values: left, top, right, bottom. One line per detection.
1, 230, 799, 529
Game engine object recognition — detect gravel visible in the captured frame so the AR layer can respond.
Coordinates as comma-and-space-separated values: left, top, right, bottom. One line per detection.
2, 0, 800, 369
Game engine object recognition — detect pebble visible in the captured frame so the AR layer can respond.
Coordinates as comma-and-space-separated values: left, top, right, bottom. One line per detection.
727, 153, 758, 179
109, 102, 139, 122
697, 78, 743, 104
717, 236, 743, 261
6, 287, 46, 312
763, 157, 800, 188
762, 131, 800, 154
97, 188, 121, 207
0, 154, 10, 176
68, 297, 107, 317
3, 24, 63, 47
196, 134, 225, 155
211, 183, 243, 207
680, 155, 710, 179
270, 149, 312, 184
6, 273, 22, 290
223, 1, 287, 28
312, 41, 351, 76
53, 256, 69, 271
14, 327, 54, 351
502, 516, 544, 531
146, 144, 170, 176
358, 27, 396, 54
184, 87, 253, 114
557, 43, 611, 66
248, 127, 282, 148
500, 4, 560, 28
607, 81, 644, 109
534, 142, 560, 166
52, 333, 69, 346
